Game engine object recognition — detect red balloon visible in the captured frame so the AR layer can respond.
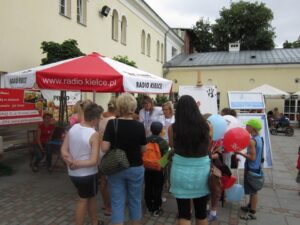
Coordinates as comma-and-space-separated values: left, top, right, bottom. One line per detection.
221, 176, 237, 190
223, 127, 250, 152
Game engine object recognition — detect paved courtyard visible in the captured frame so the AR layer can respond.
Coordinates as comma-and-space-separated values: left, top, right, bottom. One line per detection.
0, 129, 299, 225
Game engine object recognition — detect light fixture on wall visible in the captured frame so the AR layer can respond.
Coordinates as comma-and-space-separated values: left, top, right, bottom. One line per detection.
100, 5, 110, 17
249, 78, 255, 84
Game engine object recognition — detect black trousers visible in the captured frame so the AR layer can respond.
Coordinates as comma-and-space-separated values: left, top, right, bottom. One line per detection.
144, 169, 164, 212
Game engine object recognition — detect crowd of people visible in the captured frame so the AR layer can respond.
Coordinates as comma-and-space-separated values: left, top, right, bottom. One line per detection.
31, 94, 265, 225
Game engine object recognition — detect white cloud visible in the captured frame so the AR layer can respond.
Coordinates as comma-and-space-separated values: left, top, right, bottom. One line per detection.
144, 0, 300, 47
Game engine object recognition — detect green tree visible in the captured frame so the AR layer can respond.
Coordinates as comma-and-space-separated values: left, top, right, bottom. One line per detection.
40, 39, 85, 65
154, 95, 169, 106
113, 55, 137, 68
212, 1, 275, 51
283, 39, 300, 48
191, 18, 214, 52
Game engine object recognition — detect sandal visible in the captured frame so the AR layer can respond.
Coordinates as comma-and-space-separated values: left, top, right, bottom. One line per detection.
240, 212, 256, 220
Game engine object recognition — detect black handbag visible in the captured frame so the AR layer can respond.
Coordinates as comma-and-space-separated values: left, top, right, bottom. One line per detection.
100, 119, 130, 175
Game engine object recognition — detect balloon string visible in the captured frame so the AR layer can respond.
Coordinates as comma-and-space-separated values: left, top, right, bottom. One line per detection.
209, 140, 218, 153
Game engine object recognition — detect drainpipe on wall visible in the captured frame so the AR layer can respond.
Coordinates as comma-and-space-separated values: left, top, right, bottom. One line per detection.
163, 28, 171, 78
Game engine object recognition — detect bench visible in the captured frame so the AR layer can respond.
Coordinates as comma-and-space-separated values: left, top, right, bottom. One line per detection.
0, 125, 38, 153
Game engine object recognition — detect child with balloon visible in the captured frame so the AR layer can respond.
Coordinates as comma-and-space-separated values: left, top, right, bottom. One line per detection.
233, 118, 264, 220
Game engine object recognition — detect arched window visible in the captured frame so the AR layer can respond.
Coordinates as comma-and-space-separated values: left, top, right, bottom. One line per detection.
161, 43, 164, 62
121, 16, 127, 45
156, 41, 160, 61
141, 30, 146, 54
146, 34, 151, 56
112, 10, 119, 41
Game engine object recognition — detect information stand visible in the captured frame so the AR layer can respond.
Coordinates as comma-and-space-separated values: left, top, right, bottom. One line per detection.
228, 91, 274, 189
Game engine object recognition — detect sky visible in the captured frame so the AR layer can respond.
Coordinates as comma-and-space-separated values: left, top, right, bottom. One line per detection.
144, 0, 300, 48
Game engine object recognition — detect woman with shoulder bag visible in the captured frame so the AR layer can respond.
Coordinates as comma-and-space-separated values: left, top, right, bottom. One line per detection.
101, 93, 147, 225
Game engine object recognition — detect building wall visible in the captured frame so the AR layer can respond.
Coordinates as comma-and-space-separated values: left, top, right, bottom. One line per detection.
166, 65, 300, 115
0, 0, 183, 106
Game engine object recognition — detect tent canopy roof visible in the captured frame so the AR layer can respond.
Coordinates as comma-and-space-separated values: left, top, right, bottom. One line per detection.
249, 84, 290, 98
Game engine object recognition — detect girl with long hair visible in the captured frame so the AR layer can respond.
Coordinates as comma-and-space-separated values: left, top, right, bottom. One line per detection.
169, 95, 210, 225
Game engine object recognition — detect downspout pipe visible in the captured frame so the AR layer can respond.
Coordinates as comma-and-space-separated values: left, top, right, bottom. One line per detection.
163, 28, 171, 78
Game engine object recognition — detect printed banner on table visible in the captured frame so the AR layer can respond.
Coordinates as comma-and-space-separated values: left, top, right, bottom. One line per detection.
228, 91, 265, 109
41, 90, 81, 107
179, 85, 218, 114
236, 113, 273, 169
0, 88, 42, 126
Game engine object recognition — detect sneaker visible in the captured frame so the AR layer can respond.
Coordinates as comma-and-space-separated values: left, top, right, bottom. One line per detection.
240, 212, 256, 220
206, 209, 210, 216
207, 214, 217, 222
152, 210, 160, 217
152, 209, 163, 217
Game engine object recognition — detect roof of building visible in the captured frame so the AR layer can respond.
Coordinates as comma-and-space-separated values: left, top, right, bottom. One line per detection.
165, 48, 300, 68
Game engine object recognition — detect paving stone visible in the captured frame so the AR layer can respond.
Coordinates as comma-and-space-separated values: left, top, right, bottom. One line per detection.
285, 216, 300, 225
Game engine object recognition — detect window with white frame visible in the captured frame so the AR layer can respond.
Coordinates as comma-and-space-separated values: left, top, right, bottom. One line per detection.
60, 0, 71, 18
160, 43, 164, 63
284, 97, 300, 121
146, 34, 151, 57
77, 0, 87, 25
112, 10, 119, 41
141, 30, 146, 54
156, 41, 160, 61
121, 16, 127, 45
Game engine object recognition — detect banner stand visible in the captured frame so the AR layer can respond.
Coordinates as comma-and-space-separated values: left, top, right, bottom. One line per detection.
228, 91, 274, 191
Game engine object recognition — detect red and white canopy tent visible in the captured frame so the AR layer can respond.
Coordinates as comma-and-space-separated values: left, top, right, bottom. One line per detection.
3, 52, 172, 94
3, 52, 172, 124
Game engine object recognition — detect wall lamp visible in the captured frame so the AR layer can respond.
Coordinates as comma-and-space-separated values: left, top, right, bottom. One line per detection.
100, 5, 110, 17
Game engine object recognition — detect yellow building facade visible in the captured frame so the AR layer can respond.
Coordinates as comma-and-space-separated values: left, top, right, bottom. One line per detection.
0, 0, 183, 105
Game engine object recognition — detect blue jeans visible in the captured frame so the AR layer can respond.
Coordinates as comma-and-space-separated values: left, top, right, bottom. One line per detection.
108, 166, 144, 224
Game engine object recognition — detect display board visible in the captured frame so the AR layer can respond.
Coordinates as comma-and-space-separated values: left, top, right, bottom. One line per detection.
228, 91, 265, 109
41, 90, 81, 107
236, 113, 273, 169
179, 85, 218, 114
0, 88, 42, 126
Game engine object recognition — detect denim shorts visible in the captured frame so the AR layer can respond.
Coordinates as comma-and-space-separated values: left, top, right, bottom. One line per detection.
108, 166, 144, 224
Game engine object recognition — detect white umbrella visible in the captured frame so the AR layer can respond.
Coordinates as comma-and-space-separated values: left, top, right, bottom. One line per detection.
292, 91, 300, 96
249, 84, 290, 99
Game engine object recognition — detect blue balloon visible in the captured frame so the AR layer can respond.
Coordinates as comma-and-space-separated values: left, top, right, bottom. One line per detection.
207, 114, 227, 140
225, 184, 245, 202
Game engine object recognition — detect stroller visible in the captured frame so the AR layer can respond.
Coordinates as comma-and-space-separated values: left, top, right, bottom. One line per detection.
270, 115, 294, 136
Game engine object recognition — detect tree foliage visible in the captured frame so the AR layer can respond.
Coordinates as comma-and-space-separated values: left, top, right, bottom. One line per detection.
41, 39, 85, 65
283, 39, 300, 48
154, 95, 169, 106
113, 55, 137, 68
192, 1, 275, 52
191, 18, 214, 52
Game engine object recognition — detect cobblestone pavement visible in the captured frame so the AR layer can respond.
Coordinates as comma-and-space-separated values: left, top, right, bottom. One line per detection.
0, 129, 299, 225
